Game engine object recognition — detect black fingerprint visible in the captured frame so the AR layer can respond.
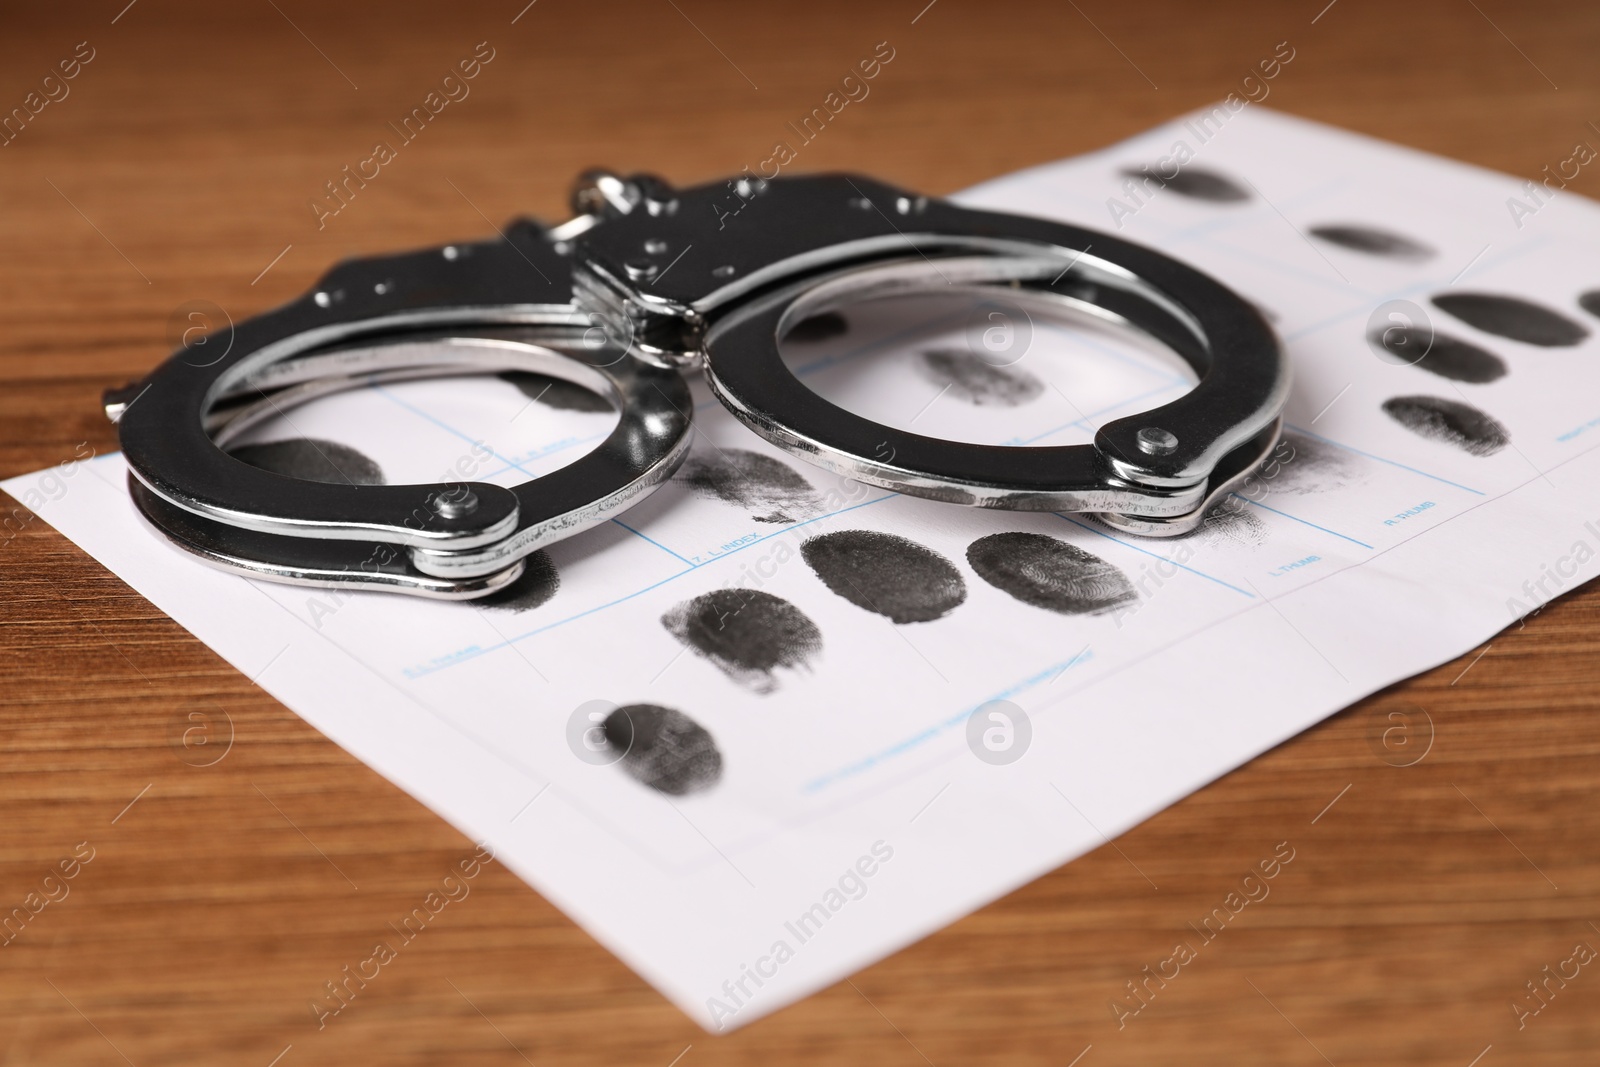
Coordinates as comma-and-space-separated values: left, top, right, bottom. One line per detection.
1199, 503, 1268, 549
1366, 325, 1506, 384
785, 311, 850, 343
801, 530, 967, 624
662, 589, 822, 693
497, 370, 613, 413
1381, 396, 1509, 457
603, 704, 722, 796
678, 448, 819, 524
479, 551, 560, 613
229, 438, 384, 485
1268, 432, 1365, 496
914, 349, 1044, 408
1431, 293, 1589, 348
966, 532, 1136, 616
1578, 290, 1600, 320
1310, 224, 1434, 261
1123, 165, 1250, 203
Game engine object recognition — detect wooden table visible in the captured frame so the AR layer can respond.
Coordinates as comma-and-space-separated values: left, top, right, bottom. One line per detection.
3, 1, 1598, 1063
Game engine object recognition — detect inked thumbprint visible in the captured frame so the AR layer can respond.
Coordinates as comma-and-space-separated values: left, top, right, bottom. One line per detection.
1199, 504, 1268, 550
801, 530, 967, 623
603, 704, 723, 796
479, 551, 560, 613
1430, 293, 1589, 348
229, 438, 384, 485
913, 349, 1044, 407
662, 589, 822, 693
784, 311, 850, 343
1310, 224, 1435, 261
1264, 432, 1367, 496
497, 370, 614, 413
1122, 165, 1250, 203
1381, 396, 1509, 457
1366, 325, 1506, 384
678, 448, 820, 524
967, 532, 1136, 616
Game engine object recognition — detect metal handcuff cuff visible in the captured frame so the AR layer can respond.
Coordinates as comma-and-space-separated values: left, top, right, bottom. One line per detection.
106, 171, 1289, 600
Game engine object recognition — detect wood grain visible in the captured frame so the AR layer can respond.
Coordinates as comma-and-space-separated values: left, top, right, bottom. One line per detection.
2, 1, 1599, 1064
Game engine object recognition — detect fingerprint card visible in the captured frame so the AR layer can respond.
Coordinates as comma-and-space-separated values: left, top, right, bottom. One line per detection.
11, 106, 1600, 1031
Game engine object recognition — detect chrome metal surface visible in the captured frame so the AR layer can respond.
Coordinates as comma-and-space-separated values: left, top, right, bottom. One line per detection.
693, 253, 1283, 514
1099, 418, 1284, 537
568, 172, 1288, 512
163, 331, 688, 585
130, 477, 527, 600
112, 223, 692, 598
113, 169, 1288, 600
117, 223, 581, 550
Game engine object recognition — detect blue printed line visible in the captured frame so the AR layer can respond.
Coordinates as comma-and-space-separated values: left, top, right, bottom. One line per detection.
372, 385, 535, 478
405, 492, 899, 678
1013, 380, 1188, 446
477, 429, 617, 481
611, 519, 693, 566
787, 181, 1561, 794
679, 490, 900, 566
1557, 414, 1600, 444
1282, 234, 1555, 345
1287, 423, 1485, 496
802, 648, 1096, 793
1197, 233, 1374, 300
1164, 176, 1354, 250
408, 567, 709, 678
1057, 514, 1256, 598
1232, 494, 1374, 549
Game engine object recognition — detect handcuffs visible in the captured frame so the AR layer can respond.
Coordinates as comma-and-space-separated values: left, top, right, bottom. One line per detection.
106, 170, 1288, 599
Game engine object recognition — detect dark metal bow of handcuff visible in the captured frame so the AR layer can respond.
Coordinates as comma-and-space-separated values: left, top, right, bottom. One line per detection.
107, 169, 1288, 599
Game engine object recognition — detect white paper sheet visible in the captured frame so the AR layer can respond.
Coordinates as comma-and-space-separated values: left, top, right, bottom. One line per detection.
11, 106, 1600, 1031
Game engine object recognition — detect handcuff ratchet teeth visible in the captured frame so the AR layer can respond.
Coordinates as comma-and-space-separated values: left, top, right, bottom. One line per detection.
107, 170, 1288, 599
